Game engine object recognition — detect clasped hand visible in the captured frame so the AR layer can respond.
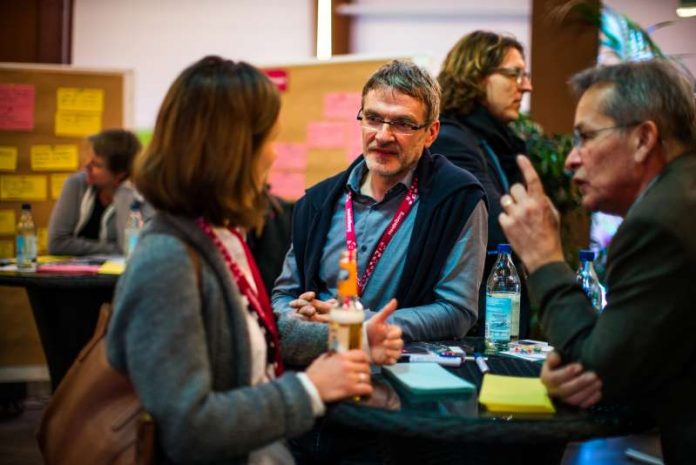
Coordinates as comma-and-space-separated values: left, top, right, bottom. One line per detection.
290, 293, 403, 366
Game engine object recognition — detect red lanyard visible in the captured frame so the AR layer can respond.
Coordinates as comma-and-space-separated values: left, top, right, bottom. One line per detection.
344, 177, 418, 295
196, 218, 283, 376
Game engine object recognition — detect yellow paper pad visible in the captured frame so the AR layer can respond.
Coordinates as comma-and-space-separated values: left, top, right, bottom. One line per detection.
38, 255, 72, 264
55, 111, 101, 137
0, 210, 16, 235
57, 88, 104, 112
30, 145, 78, 171
0, 146, 18, 171
50, 173, 71, 199
0, 240, 13, 258
37, 227, 48, 254
0, 175, 47, 200
98, 259, 125, 275
479, 374, 556, 413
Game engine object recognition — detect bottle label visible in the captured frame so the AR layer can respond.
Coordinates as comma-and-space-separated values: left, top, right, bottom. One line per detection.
486, 295, 512, 342
16, 234, 37, 269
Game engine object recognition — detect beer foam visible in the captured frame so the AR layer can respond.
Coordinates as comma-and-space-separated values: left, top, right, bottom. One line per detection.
329, 309, 364, 324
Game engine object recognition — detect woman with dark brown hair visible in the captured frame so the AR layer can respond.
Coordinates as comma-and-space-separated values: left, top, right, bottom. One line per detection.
107, 56, 402, 465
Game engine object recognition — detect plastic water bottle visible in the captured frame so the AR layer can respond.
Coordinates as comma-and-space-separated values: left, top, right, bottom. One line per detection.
485, 243, 521, 350
16, 203, 37, 271
576, 249, 605, 312
124, 201, 144, 259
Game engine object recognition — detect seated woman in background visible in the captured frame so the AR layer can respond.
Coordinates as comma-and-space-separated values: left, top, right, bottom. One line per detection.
48, 128, 146, 255
107, 56, 403, 464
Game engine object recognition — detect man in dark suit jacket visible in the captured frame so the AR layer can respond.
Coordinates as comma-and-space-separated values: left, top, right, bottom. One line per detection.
498, 60, 696, 464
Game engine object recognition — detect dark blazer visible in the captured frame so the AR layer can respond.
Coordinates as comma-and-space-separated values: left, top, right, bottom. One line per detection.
431, 111, 530, 338
529, 153, 696, 465
431, 114, 508, 248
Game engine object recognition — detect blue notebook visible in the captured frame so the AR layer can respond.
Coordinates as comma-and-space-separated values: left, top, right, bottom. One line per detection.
382, 363, 475, 395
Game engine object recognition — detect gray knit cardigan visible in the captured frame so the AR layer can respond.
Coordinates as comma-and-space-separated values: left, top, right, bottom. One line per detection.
107, 212, 329, 464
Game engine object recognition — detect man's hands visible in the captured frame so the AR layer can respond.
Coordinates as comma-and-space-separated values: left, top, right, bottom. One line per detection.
366, 299, 403, 365
289, 291, 335, 323
498, 156, 565, 274
541, 351, 602, 409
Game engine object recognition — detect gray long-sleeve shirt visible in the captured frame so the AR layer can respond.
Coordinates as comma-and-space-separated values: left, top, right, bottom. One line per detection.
48, 171, 150, 255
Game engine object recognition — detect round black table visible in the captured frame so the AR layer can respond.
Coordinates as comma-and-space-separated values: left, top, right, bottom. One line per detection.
324, 340, 652, 465
0, 270, 118, 389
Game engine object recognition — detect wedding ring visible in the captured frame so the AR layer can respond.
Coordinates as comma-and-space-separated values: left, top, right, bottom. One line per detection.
501, 196, 514, 208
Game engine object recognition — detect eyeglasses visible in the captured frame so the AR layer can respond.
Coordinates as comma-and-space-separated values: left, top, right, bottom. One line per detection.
572, 123, 639, 149
356, 109, 429, 135
491, 67, 531, 86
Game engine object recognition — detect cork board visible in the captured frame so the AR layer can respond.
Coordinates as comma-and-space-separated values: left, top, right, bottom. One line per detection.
0, 63, 131, 370
261, 57, 405, 200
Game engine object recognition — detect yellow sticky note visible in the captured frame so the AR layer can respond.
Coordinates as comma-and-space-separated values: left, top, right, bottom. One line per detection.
0, 146, 18, 171
98, 259, 126, 275
57, 88, 104, 112
0, 210, 16, 235
0, 240, 13, 258
0, 175, 47, 201
479, 374, 556, 414
51, 173, 71, 199
37, 227, 48, 254
30, 145, 79, 171
55, 111, 102, 137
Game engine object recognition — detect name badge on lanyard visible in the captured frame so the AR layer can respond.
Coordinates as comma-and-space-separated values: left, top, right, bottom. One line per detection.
344, 177, 419, 295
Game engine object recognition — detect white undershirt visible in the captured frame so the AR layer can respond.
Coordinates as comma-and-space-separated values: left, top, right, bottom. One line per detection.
213, 227, 325, 408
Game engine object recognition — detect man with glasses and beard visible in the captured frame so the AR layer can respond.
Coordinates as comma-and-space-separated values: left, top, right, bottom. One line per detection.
273, 60, 487, 343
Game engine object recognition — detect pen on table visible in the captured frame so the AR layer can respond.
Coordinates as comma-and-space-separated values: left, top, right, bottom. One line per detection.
624, 448, 664, 465
474, 353, 490, 374
398, 354, 462, 367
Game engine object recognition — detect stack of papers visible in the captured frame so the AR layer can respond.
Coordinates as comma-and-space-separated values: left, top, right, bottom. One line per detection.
501, 340, 553, 362
479, 374, 555, 413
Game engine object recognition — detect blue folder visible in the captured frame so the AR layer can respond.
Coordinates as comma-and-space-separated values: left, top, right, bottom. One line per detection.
382, 363, 475, 395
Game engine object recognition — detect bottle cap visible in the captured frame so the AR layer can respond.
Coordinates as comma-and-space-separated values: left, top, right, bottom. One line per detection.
21, 203, 31, 210
497, 243, 512, 254
579, 249, 595, 261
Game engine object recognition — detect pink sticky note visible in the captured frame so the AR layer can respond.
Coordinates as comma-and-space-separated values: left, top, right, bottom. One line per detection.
265, 69, 289, 92
345, 121, 363, 162
307, 121, 347, 149
0, 84, 35, 131
273, 143, 308, 171
324, 92, 362, 121
269, 171, 306, 200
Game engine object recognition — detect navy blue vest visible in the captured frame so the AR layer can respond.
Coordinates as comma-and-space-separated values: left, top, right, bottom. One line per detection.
292, 150, 486, 308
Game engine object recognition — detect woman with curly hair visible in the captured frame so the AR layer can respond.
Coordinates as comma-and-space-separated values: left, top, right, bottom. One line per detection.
431, 30, 532, 337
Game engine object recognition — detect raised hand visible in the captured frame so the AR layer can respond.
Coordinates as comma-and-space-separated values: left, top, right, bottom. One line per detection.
541, 351, 602, 409
305, 349, 373, 402
366, 299, 403, 365
498, 155, 565, 273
